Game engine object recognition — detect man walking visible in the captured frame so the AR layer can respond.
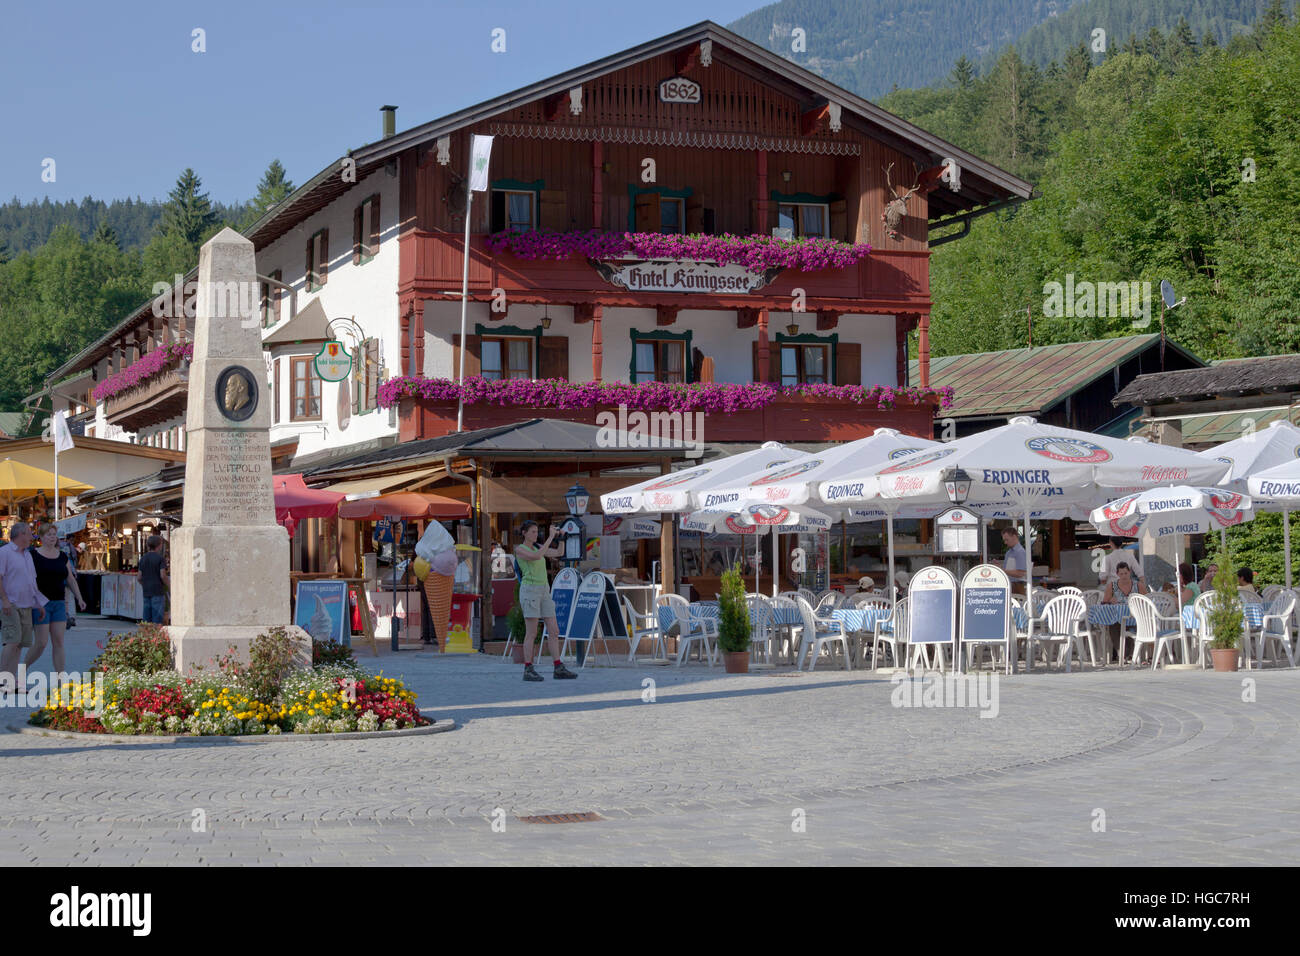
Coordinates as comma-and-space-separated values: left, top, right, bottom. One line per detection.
0, 523, 47, 690
138, 535, 170, 624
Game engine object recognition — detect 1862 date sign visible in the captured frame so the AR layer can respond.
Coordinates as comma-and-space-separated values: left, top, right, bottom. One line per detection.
658, 77, 701, 103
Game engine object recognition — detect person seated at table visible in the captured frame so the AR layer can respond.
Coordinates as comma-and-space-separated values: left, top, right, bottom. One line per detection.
893, 570, 910, 599
1102, 564, 1144, 660
1198, 562, 1219, 592
1163, 562, 1200, 606
1237, 567, 1261, 602
857, 575, 875, 592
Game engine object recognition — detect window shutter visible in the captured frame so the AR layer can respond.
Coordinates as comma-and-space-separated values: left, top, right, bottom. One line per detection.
273, 359, 280, 424
452, 334, 482, 380
369, 194, 381, 254
353, 206, 363, 264
271, 270, 282, 323
305, 238, 314, 289
686, 197, 704, 233
537, 335, 569, 380
770, 344, 782, 383
319, 229, 328, 285
366, 338, 380, 408
830, 200, 848, 242
539, 189, 566, 231
835, 342, 861, 386
351, 346, 361, 414
490, 192, 505, 233
634, 193, 659, 232
751, 199, 763, 235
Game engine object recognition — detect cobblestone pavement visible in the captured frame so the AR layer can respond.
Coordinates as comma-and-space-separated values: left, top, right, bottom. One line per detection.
2, 617, 1297, 864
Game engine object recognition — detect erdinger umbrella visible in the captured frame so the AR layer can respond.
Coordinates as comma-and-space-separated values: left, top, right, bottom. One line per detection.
823, 416, 1230, 624
600, 441, 802, 515
1201, 421, 1300, 586
707, 428, 943, 600
1090, 487, 1254, 664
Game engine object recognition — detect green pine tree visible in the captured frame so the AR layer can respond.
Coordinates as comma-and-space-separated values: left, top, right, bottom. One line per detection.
159, 168, 218, 249
91, 220, 119, 248
240, 159, 296, 230
950, 55, 976, 89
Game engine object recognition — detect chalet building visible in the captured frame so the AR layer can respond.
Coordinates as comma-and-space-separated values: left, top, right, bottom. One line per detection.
39, 22, 1032, 606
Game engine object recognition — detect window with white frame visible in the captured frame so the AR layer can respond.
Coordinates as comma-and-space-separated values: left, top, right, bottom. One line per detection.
777, 203, 829, 238
481, 336, 533, 380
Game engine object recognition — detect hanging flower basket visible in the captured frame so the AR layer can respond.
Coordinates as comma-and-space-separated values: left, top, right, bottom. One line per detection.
93, 342, 193, 403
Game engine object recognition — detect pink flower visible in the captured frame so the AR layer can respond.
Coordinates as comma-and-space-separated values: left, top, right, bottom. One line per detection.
92, 342, 194, 402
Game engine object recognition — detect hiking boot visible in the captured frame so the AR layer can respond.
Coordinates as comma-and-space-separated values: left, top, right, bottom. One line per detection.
523, 664, 544, 682
552, 662, 578, 679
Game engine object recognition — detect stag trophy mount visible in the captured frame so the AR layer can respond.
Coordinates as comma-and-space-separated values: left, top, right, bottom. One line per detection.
881, 163, 921, 242
444, 169, 468, 222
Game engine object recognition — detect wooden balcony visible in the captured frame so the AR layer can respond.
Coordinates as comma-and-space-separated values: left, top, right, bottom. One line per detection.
103, 367, 186, 432
399, 232, 931, 313
398, 393, 936, 444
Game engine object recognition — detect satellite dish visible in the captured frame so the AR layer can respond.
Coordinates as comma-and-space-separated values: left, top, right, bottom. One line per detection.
1160, 280, 1177, 309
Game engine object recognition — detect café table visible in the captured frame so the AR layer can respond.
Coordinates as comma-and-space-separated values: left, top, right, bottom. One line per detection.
831, 606, 894, 665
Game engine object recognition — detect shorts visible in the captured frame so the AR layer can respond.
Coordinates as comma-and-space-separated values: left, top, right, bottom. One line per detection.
519, 584, 556, 619
1, 606, 35, 648
41, 600, 67, 624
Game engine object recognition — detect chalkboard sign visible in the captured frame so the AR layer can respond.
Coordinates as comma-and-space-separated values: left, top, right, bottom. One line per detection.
960, 564, 1012, 673
908, 566, 956, 646
565, 572, 607, 644
550, 567, 581, 639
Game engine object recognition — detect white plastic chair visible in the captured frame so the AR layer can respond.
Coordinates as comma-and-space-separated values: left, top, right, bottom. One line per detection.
1129, 594, 1184, 669
1258, 592, 1297, 668
1261, 584, 1282, 604
767, 596, 799, 663
814, 591, 847, 615
1026, 594, 1089, 671
797, 588, 817, 607
1192, 591, 1225, 669
1149, 590, 1176, 617
746, 594, 773, 664
793, 597, 851, 671
658, 594, 716, 667
1057, 586, 1083, 597
872, 597, 910, 671
847, 595, 892, 663
624, 595, 665, 663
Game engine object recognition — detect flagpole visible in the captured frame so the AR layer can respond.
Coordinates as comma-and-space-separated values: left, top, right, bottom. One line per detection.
456, 149, 473, 433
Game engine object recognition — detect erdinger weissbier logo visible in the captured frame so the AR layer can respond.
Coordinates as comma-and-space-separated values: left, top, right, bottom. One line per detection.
724, 516, 755, 534
1207, 490, 1243, 510
1104, 514, 1142, 537
1025, 436, 1112, 463
746, 505, 791, 525
645, 468, 708, 491
752, 459, 822, 485
888, 447, 924, 459
1101, 494, 1140, 519
877, 447, 956, 474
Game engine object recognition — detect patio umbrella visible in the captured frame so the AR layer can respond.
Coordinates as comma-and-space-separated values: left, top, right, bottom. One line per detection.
707, 428, 943, 601
601, 441, 803, 515
0, 458, 93, 506
1090, 486, 1253, 663
1200, 421, 1300, 586
1246, 457, 1300, 587
273, 474, 345, 533
822, 416, 1231, 627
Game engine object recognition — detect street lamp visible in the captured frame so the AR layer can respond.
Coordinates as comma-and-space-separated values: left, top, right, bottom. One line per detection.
565, 482, 589, 517
562, 482, 589, 663
942, 466, 972, 505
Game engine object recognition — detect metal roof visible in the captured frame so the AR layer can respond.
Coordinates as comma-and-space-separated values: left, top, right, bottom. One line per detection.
910, 335, 1202, 420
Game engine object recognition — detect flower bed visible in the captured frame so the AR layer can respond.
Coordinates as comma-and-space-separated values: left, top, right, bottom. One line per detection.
29, 626, 430, 736
92, 341, 193, 403
378, 376, 953, 413
484, 230, 871, 273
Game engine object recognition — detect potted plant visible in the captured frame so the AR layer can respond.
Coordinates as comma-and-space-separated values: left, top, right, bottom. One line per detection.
717, 564, 752, 673
1206, 561, 1245, 672
507, 582, 527, 664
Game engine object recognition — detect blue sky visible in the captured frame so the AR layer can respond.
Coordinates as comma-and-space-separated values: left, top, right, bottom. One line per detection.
1, 0, 760, 205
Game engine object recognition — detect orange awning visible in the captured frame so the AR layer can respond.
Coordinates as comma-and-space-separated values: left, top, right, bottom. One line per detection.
337, 492, 469, 521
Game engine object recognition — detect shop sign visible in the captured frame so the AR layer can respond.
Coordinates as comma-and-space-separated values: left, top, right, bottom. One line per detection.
314, 340, 352, 382
590, 258, 781, 294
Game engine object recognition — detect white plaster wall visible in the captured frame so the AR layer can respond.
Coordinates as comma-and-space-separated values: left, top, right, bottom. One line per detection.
258, 167, 402, 461
420, 302, 899, 386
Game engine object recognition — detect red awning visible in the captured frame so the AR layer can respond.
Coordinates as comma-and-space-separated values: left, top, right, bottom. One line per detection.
273, 473, 346, 522
337, 491, 470, 521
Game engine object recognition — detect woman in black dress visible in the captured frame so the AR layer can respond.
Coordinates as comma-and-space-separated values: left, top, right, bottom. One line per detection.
26, 523, 86, 673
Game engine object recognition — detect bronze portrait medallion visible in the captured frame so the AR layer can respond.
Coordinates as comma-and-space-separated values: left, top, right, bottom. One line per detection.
215, 365, 259, 422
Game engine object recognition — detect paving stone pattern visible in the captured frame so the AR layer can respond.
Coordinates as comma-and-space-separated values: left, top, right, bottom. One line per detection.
1, 617, 1296, 865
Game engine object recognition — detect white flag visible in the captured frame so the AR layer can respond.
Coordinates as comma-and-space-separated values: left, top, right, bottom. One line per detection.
53, 410, 74, 453
468, 134, 494, 192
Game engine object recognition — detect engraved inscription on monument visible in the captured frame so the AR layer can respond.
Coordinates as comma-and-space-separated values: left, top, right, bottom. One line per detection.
203, 430, 267, 524
215, 365, 258, 422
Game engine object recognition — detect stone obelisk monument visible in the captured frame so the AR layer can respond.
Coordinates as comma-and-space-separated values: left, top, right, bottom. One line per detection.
168, 228, 310, 672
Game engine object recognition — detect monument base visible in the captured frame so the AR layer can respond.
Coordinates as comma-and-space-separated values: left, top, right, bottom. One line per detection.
168, 624, 312, 675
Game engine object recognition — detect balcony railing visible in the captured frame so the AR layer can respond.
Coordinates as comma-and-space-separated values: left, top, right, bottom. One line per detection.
103, 366, 186, 432
397, 390, 938, 444
399, 232, 930, 309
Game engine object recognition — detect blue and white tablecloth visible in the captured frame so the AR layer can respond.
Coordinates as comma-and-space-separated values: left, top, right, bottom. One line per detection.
1182, 602, 1264, 632
831, 607, 893, 633
1088, 603, 1135, 628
